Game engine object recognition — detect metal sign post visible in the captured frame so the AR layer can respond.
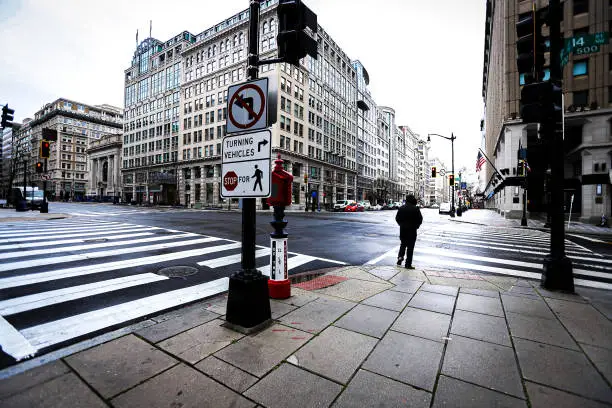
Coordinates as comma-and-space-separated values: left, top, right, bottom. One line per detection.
224, 0, 272, 334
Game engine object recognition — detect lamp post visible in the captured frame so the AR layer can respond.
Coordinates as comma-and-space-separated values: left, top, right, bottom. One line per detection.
428, 133, 456, 217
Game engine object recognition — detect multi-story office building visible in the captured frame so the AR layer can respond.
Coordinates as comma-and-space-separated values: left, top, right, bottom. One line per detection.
416, 139, 431, 205
123, 0, 423, 209
13, 99, 123, 200
0, 127, 17, 199
353, 60, 379, 202
428, 157, 449, 205
400, 125, 419, 197
122, 31, 193, 204
482, 0, 611, 222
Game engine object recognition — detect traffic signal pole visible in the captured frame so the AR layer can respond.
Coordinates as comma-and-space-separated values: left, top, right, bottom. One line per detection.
224, 0, 272, 333
541, 0, 573, 291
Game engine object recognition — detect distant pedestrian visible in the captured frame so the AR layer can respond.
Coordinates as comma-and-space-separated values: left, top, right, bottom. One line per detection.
395, 194, 423, 269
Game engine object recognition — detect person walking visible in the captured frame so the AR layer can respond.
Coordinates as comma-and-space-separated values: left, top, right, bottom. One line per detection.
395, 194, 423, 269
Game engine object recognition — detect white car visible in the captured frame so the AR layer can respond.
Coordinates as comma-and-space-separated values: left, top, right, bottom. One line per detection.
334, 200, 355, 212
439, 202, 452, 214
358, 201, 372, 210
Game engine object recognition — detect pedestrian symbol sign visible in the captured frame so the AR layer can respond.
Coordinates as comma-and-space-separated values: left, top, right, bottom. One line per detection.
226, 78, 268, 134
221, 130, 271, 198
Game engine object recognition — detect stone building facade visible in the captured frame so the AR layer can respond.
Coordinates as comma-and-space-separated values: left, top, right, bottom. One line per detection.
87, 134, 122, 199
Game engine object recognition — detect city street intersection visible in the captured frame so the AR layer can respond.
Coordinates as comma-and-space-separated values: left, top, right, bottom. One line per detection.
0, 203, 610, 364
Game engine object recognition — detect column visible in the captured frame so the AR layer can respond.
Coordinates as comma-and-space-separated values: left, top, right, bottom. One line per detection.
213, 164, 220, 206
90, 158, 98, 194
108, 155, 114, 193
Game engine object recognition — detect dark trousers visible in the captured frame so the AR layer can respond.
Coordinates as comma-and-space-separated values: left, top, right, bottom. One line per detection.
398, 233, 417, 266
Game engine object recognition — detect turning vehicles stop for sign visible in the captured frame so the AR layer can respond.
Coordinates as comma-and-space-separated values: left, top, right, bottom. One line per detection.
221, 130, 271, 198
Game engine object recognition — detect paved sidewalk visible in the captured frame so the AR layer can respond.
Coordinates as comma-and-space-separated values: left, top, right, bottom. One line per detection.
1, 265, 611, 407
454, 208, 612, 236
0, 209, 68, 222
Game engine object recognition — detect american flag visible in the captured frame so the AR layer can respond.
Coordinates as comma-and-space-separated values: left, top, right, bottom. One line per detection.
476, 151, 486, 172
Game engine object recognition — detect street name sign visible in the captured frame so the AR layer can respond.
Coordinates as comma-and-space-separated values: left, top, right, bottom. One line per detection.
560, 32, 609, 67
226, 78, 268, 134
221, 129, 271, 198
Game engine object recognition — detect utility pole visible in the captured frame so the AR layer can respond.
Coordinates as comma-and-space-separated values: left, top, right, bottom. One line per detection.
541, 0, 573, 291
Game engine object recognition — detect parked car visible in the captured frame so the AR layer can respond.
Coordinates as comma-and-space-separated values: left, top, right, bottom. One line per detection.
439, 202, 452, 215
358, 201, 372, 211
345, 202, 365, 212
372, 204, 383, 211
430, 203, 440, 209
334, 199, 355, 212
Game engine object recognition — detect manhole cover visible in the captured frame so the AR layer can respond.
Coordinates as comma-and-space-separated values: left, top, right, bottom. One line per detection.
84, 238, 109, 243
154, 230, 176, 235
156, 266, 198, 279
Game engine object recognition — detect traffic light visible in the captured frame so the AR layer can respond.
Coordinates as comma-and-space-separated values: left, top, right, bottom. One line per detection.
42, 128, 58, 142
449, 174, 454, 185
40, 140, 51, 158
516, 6, 546, 83
303, 173, 308, 184
518, 160, 525, 177
521, 80, 562, 124
1, 105, 15, 128
277, 0, 318, 67
431, 166, 437, 178
35, 162, 44, 174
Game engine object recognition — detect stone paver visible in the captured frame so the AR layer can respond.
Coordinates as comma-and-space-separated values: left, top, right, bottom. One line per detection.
442, 335, 524, 398
65, 334, 177, 399
451, 309, 510, 346
0, 372, 106, 408
363, 330, 444, 391
391, 307, 451, 342
525, 381, 611, 408
368, 266, 400, 280
136, 307, 219, 343
506, 312, 579, 350
314, 278, 391, 302
334, 304, 398, 338
274, 287, 319, 307
157, 319, 243, 364
420, 283, 458, 296
0, 360, 69, 400
432, 375, 527, 408
214, 324, 312, 377
333, 369, 431, 408
501, 294, 555, 319
514, 338, 612, 404
390, 272, 425, 293
362, 289, 413, 311
293, 326, 378, 384
111, 363, 255, 408
195, 356, 258, 393
581, 344, 612, 385
456, 293, 504, 317
330, 267, 390, 283
408, 290, 455, 315
269, 299, 297, 319
460, 288, 500, 298
279, 296, 356, 333
245, 363, 342, 408
204, 294, 228, 315
545, 298, 612, 349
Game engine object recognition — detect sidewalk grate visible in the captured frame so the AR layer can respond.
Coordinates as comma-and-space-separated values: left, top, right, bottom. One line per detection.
293, 275, 348, 291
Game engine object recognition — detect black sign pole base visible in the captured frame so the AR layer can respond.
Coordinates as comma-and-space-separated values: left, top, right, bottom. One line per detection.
224, 269, 272, 335
542, 255, 574, 292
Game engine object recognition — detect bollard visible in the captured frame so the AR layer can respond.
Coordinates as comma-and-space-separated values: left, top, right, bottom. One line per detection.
267, 154, 293, 299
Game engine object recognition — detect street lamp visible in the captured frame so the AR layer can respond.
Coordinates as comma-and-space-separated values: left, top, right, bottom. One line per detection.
428, 133, 456, 217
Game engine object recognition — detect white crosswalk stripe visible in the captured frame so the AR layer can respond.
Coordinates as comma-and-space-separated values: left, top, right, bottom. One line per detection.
367, 226, 612, 290
0, 219, 345, 362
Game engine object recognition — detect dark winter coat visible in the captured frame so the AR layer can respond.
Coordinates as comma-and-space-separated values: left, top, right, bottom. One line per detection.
395, 203, 423, 240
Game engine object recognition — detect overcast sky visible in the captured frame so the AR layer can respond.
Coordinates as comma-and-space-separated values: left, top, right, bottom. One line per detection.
0, 0, 485, 171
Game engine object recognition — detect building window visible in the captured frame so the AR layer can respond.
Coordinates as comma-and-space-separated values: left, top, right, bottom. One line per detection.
572, 60, 588, 77
573, 90, 588, 106
573, 0, 588, 14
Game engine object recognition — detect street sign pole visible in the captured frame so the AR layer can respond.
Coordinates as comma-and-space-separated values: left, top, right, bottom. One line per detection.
224, 0, 272, 333
542, 0, 573, 292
